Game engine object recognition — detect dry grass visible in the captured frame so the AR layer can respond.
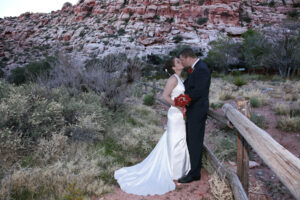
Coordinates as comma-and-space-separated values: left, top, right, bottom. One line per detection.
0, 140, 113, 199
238, 88, 270, 106
208, 172, 233, 200
273, 102, 290, 115
0, 91, 164, 199
277, 116, 300, 132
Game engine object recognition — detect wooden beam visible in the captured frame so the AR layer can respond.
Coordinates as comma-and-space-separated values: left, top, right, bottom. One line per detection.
207, 109, 234, 128
222, 103, 300, 199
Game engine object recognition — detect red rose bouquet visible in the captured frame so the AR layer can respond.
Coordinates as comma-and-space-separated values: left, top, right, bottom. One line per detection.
174, 94, 191, 118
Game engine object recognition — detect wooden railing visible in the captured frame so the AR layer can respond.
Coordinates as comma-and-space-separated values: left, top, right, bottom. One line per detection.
139, 81, 300, 200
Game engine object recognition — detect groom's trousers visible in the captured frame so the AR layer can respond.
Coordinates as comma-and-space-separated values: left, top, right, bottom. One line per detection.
186, 100, 208, 177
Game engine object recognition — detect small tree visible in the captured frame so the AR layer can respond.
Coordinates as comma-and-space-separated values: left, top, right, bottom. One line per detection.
263, 23, 300, 78
204, 35, 241, 73
241, 29, 271, 72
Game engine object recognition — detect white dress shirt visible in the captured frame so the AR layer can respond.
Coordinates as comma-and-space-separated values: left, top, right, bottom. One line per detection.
191, 58, 200, 69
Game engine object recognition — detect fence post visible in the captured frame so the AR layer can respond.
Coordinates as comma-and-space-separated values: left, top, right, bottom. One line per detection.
237, 99, 250, 196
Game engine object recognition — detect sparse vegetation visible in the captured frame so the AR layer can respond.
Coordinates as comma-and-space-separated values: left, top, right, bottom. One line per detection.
172, 35, 183, 43
143, 93, 155, 106
117, 28, 126, 35
196, 17, 208, 25
250, 112, 268, 128
0, 69, 4, 78
277, 116, 300, 132
8, 60, 52, 85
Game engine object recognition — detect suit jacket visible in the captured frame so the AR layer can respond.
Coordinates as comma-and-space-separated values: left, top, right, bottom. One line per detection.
183, 59, 211, 120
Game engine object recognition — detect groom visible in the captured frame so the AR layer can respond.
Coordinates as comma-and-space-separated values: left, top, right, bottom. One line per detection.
178, 48, 211, 183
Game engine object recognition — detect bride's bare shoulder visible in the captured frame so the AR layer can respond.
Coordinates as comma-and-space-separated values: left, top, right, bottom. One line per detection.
167, 75, 178, 82
166, 75, 178, 87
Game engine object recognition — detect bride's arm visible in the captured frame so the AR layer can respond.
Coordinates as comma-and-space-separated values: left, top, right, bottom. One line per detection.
162, 76, 177, 106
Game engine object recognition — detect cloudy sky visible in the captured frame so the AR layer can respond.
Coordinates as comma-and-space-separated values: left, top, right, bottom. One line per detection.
0, 0, 78, 18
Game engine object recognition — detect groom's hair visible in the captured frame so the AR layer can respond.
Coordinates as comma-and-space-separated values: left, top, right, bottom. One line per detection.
179, 48, 197, 58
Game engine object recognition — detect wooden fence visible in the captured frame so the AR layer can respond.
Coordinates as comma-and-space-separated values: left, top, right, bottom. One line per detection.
139, 81, 300, 200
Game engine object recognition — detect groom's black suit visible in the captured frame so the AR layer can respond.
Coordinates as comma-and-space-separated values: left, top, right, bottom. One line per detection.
183, 59, 211, 178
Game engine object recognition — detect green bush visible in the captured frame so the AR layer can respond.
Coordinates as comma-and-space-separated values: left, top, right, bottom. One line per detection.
143, 93, 155, 106
173, 35, 183, 43
196, 17, 208, 25
250, 97, 261, 108
210, 102, 224, 109
233, 76, 248, 86
0, 82, 107, 144
199, 0, 205, 5
8, 61, 51, 85
277, 116, 300, 132
0, 68, 4, 78
204, 36, 242, 73
287, 9, 299, 20
117, 28, 125, 35
241, 29, 271, 72
250, 112, 267, 129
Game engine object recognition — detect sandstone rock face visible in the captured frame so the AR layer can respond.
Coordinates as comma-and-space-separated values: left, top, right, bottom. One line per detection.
0, 0, 299, 72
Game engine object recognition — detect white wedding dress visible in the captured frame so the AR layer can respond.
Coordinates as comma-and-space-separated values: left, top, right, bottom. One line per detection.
114, 74, 190, 196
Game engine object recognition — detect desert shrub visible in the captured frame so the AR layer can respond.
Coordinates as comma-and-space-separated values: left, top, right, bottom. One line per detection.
273, 103, 290, 115
250, 112, 267, 128
209, 172, 233, 200
143, 93, 155, 106
241, 29, 271, 72
250, 97, 261, 108
239, 88, 270, 106
277, 116, 300, 132
117, 28, 125, 35
209, 129, 237, 161
198, 0, 205, 5
39, 53, 142, 110
8, 60, 52, 85
196, 17, 208, 25
141, 54, 171, 79
263, 26, 300, 78
173, 35, 183, 43
0, 89, 164, 199
287, 9, 299, 20
0, 68, 4, 78
0, 82, 107, 150
219, 90, 234, 101
233, 76, 248, 86
204, 35, 242, 73
165, 17, 174, 23
210, 102, 224, 109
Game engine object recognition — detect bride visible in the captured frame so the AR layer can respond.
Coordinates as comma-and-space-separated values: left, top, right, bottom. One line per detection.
114, 57, 190, 196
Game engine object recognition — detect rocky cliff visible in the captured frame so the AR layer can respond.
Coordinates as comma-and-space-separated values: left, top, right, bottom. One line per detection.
0, 0, 299, 72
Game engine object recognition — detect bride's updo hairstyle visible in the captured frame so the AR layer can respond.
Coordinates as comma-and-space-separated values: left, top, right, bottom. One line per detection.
164, 57, 175, 75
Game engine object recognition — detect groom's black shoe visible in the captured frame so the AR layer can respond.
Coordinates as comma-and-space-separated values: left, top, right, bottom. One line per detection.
178, 174, 201, 183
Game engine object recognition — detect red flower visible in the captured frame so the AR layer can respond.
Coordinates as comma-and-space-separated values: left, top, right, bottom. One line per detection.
187, 67, 194, 74
174, 94, 191, 107
174, 94, 190, 119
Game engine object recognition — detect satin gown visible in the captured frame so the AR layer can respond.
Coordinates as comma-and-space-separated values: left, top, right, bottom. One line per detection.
114, 74, 190, 196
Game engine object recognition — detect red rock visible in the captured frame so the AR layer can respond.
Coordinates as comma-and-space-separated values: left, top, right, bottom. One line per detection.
64, 34, 72, 41
137, 35, 165, 46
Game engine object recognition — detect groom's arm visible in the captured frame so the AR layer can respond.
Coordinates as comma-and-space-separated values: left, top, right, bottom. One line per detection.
185, 67, 210, 102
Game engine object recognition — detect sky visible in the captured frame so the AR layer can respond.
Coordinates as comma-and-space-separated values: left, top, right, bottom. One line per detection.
0, 0, 78, 18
